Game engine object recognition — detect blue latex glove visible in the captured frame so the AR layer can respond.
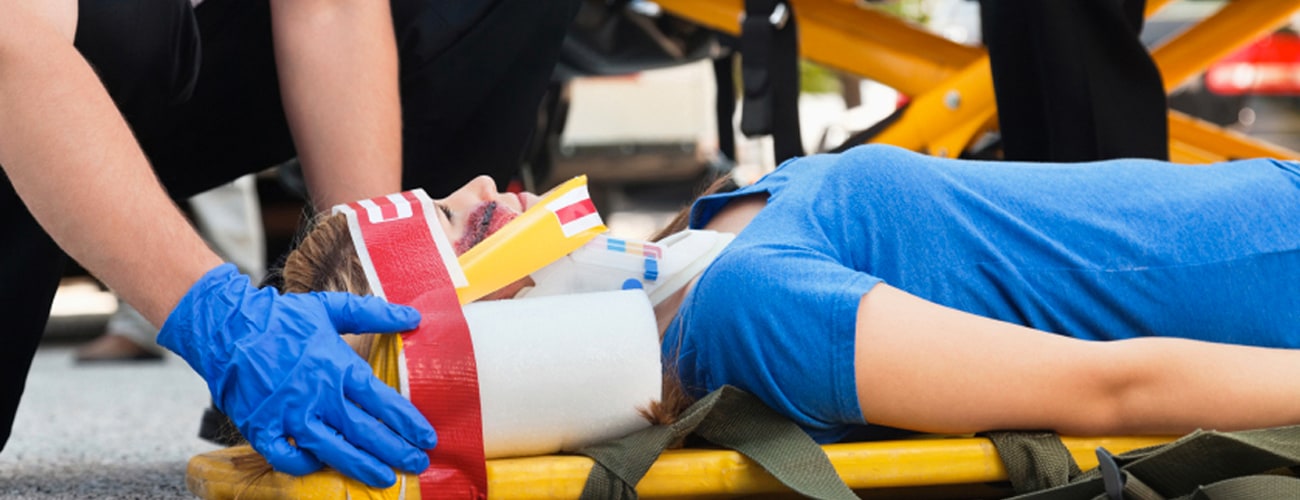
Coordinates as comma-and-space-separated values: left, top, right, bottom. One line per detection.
158, 263, 435, 487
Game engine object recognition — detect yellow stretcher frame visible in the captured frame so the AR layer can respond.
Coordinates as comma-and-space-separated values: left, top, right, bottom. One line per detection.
653, 0, 1300, 163
187, 435, 1175, 499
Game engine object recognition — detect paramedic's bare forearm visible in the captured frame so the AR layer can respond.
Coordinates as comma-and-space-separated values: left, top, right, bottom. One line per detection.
0, 7, 222, 325
271, 0, 402, 210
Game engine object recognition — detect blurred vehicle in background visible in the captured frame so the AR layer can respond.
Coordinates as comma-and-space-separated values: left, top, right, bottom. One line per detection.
523, 0, 723, 196
552, 61, 719, 188
921, 0, 1300, 156
1195, 29, 1300, 151
1146, 0, 1300, 151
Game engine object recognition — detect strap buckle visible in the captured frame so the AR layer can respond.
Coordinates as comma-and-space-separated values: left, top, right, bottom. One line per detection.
737, 2, 790, 30
1096, 447, 1127, 500
768, 3, 789, 29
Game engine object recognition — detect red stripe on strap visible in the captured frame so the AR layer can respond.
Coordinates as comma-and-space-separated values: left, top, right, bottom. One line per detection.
378, 200, 399, 222
554, 198, 597, 225
346, 192, 487, 499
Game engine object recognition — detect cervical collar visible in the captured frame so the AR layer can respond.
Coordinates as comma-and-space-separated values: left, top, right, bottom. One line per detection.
519, 229, 734, 306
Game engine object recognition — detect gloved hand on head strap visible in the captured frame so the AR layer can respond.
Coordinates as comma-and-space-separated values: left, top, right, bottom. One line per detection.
158, 263, 435, 487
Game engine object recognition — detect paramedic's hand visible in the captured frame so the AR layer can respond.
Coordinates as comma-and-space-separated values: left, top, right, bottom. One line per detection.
157, 263, 435, 487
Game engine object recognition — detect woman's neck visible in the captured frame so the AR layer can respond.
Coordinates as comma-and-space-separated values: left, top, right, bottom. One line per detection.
653, 193, 769, 336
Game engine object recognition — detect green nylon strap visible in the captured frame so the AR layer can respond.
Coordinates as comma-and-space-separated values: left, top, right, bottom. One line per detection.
982, 431, 1083, 493
1186, 475, 1300, 500
1119, 474, 1166, 500
1006, 425, 1300, 499
575, 385, 857, 500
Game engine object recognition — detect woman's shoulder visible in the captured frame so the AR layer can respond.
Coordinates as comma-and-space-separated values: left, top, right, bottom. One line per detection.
728, 145, 932, 197
798, 144, 950, 187
770, 145, 956, 207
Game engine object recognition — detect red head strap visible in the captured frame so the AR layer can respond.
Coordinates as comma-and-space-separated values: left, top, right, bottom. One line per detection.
335, 190, 487, 499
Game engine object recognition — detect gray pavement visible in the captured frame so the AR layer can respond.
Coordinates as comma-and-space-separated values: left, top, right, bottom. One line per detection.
0, 343, 217, 499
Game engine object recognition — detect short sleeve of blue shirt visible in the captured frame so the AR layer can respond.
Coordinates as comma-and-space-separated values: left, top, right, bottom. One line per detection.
665, 152, 889, 443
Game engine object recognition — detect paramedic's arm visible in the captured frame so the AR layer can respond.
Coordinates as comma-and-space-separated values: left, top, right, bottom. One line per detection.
855, 284, 1300, 435
0, 1, 221, 325
270, 0, 402, 210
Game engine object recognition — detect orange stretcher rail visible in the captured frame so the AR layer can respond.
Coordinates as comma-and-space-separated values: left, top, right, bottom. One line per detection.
654, 0, 1300, 163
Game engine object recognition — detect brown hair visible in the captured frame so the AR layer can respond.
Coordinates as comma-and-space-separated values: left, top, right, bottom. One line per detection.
279, 215, 378, 359
281, 214, 368, 296
640, 174, 738, 424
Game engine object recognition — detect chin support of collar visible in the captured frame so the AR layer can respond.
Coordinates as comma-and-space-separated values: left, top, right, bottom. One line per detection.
520, 229, 735, 305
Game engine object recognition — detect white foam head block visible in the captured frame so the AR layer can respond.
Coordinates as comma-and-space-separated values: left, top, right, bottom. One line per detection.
461, 289, 663, 458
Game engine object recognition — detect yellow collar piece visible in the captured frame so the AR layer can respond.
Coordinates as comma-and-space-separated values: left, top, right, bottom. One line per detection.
456, 176, 607, 304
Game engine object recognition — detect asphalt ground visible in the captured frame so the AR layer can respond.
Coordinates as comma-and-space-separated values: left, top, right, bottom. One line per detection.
0, 342, 217, 499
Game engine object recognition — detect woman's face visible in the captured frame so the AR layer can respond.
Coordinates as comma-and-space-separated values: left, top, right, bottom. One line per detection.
432, 175, 542, 255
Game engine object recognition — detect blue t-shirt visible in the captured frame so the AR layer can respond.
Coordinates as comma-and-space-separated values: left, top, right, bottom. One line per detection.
661, 144, 1300, 442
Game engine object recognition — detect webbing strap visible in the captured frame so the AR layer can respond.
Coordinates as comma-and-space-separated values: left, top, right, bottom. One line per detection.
337, 190, 487, 500
575, 385, 856, 500
982, 431, 1082, 493
1001, 425, 1300, 500
717, 48, 738, 161
1122, 475, 1167, 500
1188, 475, 1300, 500
740, 0, 804, 163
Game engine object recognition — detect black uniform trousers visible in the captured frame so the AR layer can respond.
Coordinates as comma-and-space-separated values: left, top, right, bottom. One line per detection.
0, 0, 580, 450
980, 0, 1169, 162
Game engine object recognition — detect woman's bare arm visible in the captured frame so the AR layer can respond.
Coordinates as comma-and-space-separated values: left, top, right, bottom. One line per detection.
270, 0, 402, 211
0, 1, 222, 325
855, 283, 1300, 435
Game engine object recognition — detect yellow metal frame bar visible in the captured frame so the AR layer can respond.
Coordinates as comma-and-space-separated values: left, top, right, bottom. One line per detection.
655, 0, 1300, 163
1152, 0, 1300, 92
187, 436, 1174, 498
654, 0, 979, 98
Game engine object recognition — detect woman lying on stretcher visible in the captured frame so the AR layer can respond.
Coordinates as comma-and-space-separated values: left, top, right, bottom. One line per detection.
239, 144, 1300, 483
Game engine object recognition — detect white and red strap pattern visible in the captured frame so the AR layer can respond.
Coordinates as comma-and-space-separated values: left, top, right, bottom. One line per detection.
338, 191, 467, 299
333, 190, 486, 500
544, 184, 603, 238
